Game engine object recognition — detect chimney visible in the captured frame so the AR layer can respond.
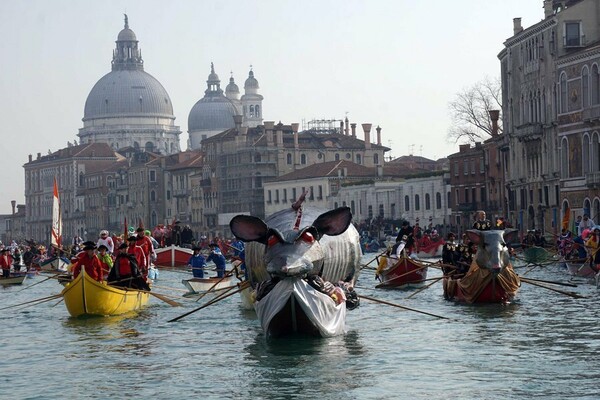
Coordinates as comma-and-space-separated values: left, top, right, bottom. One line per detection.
344, 116, 349, 135
28, 154, 32, 163
264, 121, 275, 146
11, 200, 16, 215
291, 123, 299, 149
362, 123, 372, 149
233, 115, 243, 131
350, 123, 357, 137
489, 110, 500, 136
376, 125, 382, 145
276, 122, 284, 147
513, 18, 523, 35
459, 144, 471, 152
543, 0, 553, 18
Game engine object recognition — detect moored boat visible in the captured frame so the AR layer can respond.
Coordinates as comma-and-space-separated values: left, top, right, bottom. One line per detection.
61, 270, 150, 317
154, 245, 193, 268
376, 255, 428, 289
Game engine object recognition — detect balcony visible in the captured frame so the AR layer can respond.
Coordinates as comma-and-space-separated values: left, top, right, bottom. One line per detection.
173, 189, 191, 197
514, 123, 543, 142
586, 171, 600, 188
582, 105, 600, 122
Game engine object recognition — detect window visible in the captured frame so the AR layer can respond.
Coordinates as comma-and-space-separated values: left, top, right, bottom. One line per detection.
436, 192, 442, 209
150, 190, 156, 202
374, 153, 379, 164
391, 203, 396, 219
317, 185, 323, 200
480, 187, 486, 203
166, 190, 171, 200
283, 189, 287, 202
593, 65, 600, 105
356, 154, 362, 164
561, 137, 569, 178
404, 195, 410, 211
425, 194, 431, 210
149, 170, 156, 182
335, 153, 340, 161
583, 134, 590, 174
255, 153, 262, 162
267, 190, 272, 204
275, 190, 279, 203
300, 154, 307, 165
368, 205, 373, 219
454, 162, 459, 176
287, 153, 292, 164
564, 22, 582, 47
560, 73, 568, 113
292, 188, 297, 201
255, 105, 260, 118
463, 160, 468, 175
309, 187, 314, 200
465, 188, 469, 203
415, 195, 420, 211
351, 200, 356, 215
480, 157, 484, 173
378, 204, 384, 217
582, 66, 589, 108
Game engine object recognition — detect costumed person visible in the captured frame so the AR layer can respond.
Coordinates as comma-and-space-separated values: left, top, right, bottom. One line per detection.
71, 243, 103, 282
206, 243, 227, 278
96, 230, 114, 254
578, 214, 595, 237
495, 217, 507, 230
533, 230, 548, 247
522, 230, 536, 248
97, 244, 113, 280
108, 243, 150, 290
441, 232, 459, 275
188, 246, 207, 278
0, 248, 13, 278
557, 227, 574, 259
127, 235, 148, 279
12, 247, 22, 272
472, 210, 492, 231
584, 227, 600, 271
135, 228, 155, 269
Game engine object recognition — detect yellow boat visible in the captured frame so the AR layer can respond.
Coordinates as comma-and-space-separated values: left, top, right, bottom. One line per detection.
61, 269, 150, 317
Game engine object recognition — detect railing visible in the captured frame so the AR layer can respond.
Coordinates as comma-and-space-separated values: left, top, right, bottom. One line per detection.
586, 171, 600, 188
582, 105, 600, 121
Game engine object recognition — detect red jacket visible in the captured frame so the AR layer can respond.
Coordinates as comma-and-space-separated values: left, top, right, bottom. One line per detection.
127, 245, 147, 275
136, 235, 154, 259
0, 254, 13, 270
72, 253, 103, 282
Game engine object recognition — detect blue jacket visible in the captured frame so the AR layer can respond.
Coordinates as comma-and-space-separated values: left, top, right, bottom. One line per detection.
189, 254, 207, 278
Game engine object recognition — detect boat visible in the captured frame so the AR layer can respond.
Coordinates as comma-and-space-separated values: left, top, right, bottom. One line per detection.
39, 256, 70, 272
182, 275, 236, 294
416, 237, 444, 258
443, 262, 520, 303
0, 275, 27, 285
523, 246, 551, 264
375, 255, 428, 288
565, 259, 595, 278
61, 269, 150, 317
154, 245, 193, 267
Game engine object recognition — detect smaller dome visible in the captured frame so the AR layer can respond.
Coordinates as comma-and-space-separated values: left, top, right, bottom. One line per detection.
244, 70, 259, 90
226, 77, 239, 94
118, 28, 137, 41
188, 97, 238, 132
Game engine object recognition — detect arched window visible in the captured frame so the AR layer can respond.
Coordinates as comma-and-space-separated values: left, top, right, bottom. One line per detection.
145, 141, 154, 152
583, 133, 590, 174
425, 193, 431, 210
255, 105, 260, 118
249, 105, 255, 118
592, 131, 600, 172
436, 192, 442, 209
335, 153, 340, 161
593, 64, 600, 105
379, 204, 384, 217
561, 137, 569, 178
560, 73, 568, 113
300, 154, 307, 164
150, 190, 156, 202
356, 154, 362, 164
134, 141, 140, 149
350, 200, 355, 215
415, 194, 420, 211
582, 66, 590, 108
374, 153, 379, 164
286, 153, 292, 164
404, 195, 410, 211
151, 211, 157, 227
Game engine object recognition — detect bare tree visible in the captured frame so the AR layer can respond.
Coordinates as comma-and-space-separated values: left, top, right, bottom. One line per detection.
447, 76, 502, 143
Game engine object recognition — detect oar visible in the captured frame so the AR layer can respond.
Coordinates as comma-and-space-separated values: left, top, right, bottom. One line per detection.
360, 249, 390, 271
168, 284, 246, 323
517, 276, 578, 288
140, 291, 182, 307
519, 277, 585, 299
194, 270, 235, 302
358, 294, 451, 320
404, 277, 445, 299
15, 294, 64, 310
0, 293, 63, 311
17, 273, 59, 292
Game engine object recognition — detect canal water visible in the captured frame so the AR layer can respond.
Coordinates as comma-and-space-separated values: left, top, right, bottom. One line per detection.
2, 254, 599, 399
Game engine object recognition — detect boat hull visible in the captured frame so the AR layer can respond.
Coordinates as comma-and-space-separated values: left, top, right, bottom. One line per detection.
443, 263, 520, 304
39, 257, 70, 272
154, 246, 193, 268
61, 270, 150, 317
376, 256, 428, 288
182, 276, 236, 294
0, 275, 26, 285
255, 278, 346, 338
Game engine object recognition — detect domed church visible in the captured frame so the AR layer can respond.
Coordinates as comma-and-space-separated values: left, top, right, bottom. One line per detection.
188, 64, 263, 150
78, 15, 182, 154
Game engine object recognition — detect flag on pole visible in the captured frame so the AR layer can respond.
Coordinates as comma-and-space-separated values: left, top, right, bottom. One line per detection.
51, 177, 62, 248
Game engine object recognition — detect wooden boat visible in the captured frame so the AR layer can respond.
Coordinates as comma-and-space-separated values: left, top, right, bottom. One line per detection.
254, 277, 346, 337
443, 262, 520, 304
39, 256, 70, 272
523, 246, 551, 264
182, 275, 235, 294
0, 275, 27, 285
416, 237, 444, 258
61, 269, 150, 317
154, 245, 193, 267
376, 256, 428, 289
566, 259, 595, 278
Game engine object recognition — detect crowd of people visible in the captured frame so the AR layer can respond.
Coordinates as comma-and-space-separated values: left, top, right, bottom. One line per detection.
556, 214, 600, 272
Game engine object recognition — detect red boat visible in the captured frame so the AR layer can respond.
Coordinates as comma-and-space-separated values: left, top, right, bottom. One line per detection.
376, 256, 428, 288
443, 262, 520, 303
154, 245, 193, 268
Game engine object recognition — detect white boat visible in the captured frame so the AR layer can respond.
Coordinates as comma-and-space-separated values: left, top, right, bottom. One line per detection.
39, 256, 70, 272
182, 275, 236, 294
254, 278, 346, 338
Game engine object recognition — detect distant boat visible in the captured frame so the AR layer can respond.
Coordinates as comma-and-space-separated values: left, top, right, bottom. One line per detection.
0, 275, 27, 286
154, 245, 193, 268
376, 255, 428, 289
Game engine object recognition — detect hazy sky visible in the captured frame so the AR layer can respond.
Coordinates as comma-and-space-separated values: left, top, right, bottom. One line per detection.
0, 0, 543, 214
